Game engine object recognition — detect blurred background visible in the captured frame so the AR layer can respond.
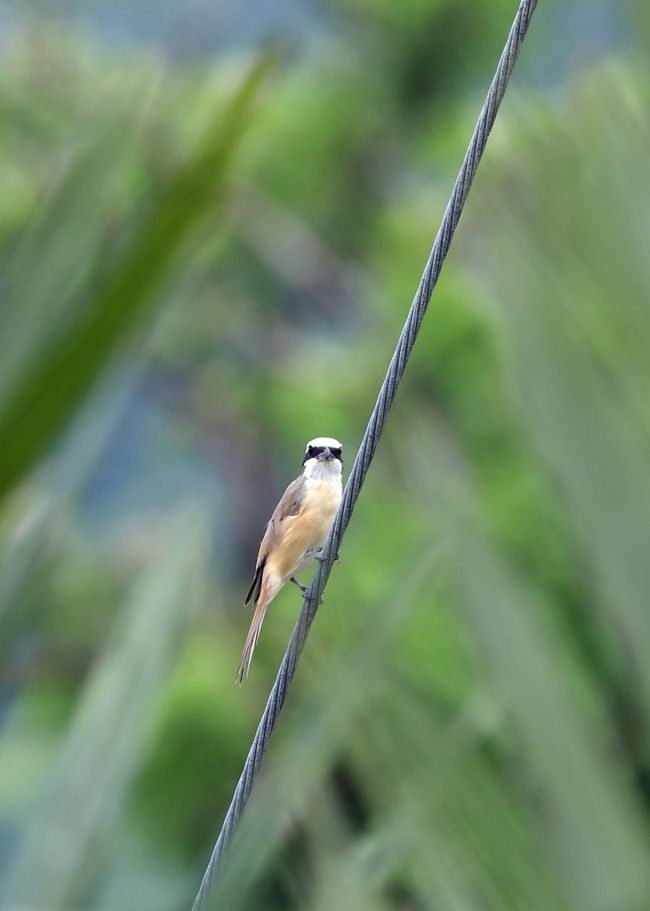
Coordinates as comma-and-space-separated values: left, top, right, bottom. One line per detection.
1, 0, 650, 908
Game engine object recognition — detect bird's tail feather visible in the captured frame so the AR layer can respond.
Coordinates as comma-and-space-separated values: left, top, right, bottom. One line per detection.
237, 575, 275, 683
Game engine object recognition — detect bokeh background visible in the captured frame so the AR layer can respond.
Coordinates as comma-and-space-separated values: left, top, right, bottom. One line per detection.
1, 1, 650, 909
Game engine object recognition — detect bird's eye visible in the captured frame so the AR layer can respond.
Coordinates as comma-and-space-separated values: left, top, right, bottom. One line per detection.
332, 448, 342, 460
307, 446, 316, 457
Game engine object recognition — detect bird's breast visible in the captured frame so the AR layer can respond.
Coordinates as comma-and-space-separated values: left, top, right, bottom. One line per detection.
300, 479, 341, 540
271, 479, 341, 579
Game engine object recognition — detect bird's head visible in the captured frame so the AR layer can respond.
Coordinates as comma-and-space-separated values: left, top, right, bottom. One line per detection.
302, 437, 343, 479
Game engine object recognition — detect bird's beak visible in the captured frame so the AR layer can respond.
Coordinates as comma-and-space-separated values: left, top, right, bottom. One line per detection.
318, 447, 333, 461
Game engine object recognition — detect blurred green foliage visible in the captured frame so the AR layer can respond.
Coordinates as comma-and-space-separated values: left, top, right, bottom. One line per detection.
1, 3, 650, 910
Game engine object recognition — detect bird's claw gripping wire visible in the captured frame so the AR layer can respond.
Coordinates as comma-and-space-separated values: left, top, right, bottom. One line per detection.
291, 576, 324, 604
315, 548, 340, 564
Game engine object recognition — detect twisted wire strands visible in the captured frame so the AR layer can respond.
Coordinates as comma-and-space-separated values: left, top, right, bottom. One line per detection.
192, 1, 539, 906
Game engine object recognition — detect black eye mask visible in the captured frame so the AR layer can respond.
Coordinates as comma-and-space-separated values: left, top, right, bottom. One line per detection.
302, 446, 343, 467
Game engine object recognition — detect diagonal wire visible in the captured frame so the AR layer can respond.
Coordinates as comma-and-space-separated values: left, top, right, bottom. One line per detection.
192, 1, 539, 906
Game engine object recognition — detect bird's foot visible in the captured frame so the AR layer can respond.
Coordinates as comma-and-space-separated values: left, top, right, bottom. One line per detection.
291, 577, 324, 604
290, 576, 308, 594
315, 547, 340, 564
291, 576, 323, 603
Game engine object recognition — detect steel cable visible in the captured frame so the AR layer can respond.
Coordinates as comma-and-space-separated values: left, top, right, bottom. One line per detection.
192, 1, 539, 906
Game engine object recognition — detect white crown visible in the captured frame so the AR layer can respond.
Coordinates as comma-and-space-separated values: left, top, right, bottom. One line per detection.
306, 437, 342, 450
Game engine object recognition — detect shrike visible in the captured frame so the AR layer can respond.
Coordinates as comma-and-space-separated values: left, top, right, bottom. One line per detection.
237, 437, 343, 682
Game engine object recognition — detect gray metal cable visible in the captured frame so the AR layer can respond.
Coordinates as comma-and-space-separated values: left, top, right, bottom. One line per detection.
192, 1, 539, 906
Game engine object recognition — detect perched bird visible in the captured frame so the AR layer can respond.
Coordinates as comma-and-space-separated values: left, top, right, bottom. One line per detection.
237, 437, 343, 683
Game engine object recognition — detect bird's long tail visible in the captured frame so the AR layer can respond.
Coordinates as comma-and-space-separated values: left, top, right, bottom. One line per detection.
236, 574, 278, 683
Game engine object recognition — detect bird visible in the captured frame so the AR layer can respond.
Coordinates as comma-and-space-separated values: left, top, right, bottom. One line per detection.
237, 436, 343, 683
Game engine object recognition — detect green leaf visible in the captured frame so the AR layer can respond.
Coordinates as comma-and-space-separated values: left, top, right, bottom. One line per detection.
1, 507, 208, 909
0, 51, 276, 505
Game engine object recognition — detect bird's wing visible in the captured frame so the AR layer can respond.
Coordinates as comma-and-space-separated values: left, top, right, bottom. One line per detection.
244, 475, 305, 606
